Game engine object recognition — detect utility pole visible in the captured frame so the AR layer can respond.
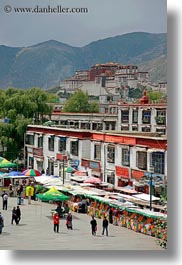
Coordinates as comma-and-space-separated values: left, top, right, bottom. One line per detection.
63, 158, 65, 185
149, 173, 153, 211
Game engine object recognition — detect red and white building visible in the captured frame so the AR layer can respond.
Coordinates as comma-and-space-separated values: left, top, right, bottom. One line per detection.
25, 125, 167, 195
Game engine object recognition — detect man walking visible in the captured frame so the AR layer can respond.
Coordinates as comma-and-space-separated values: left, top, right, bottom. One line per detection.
102, 216, 109, 236
90, 215, 97, 236
2, 191, 8, 210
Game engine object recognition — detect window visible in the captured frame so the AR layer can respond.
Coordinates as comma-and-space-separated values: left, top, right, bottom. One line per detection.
94, 145, 101, 160
156, 128, 166, 135
132, 110, 138, 123
105, 123, 110, 130
38, 136, 43, 148
121, 125, 129, 131
151, 152, 165, 174
136, 151, 147, 170
122, 148, 130, 166
70, 140, 79, 156
48, 136, 54, 151
142, 110, 151, 124
155, 110, 166, 125
26, 135, 34, 145
59, 137, 67, 152
121, 110, 129, 123
107, 145, 115, 163
132, 126, 138, 131
142, 127, 151, 132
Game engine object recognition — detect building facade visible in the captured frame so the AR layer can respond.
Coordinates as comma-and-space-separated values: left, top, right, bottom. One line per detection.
25, 125, 167, 195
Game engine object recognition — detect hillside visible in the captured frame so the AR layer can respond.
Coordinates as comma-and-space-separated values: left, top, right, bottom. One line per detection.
0, 32, 167, 89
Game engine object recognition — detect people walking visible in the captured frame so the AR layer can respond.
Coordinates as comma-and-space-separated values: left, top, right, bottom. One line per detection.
53, 211, 60, 233
0, 212, 4, 234
11, 207, 18, 225
90, 215, 97, 236
16, 206, 21, 224
102, 216, 109, 236
66, 212, 73, 230
1, 191, 8, 210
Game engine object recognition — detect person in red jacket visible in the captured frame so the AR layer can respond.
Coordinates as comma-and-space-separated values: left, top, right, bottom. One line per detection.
53, 212, 60, 233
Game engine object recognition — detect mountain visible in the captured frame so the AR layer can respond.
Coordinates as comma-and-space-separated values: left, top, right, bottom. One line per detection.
0, 32, 167, 89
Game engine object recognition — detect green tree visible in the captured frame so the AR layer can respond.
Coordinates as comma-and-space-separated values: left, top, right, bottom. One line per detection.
146, 90, 164, 102
63, 89, 99, 113
0, 87, 53, 160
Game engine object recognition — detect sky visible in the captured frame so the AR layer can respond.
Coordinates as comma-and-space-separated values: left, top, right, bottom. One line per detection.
0, 0, 167, 47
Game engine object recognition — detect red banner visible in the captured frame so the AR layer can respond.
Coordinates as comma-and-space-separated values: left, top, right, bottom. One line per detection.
115, 166, 129, 178
131, 169, 145, 180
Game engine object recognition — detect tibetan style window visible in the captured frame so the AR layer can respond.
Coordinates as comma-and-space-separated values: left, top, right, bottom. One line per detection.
59, 137, 67, 152
121, 110, 129, 123
132, 110, 138, 123
38, 136, 43, 148
107, 145, 115, 164
94, 144, 101, 161
122, 148, 130, 166
142, 110, 151, 124
48, 136, 55, 152
26, 134, 34, 145
136, 151, 147, 170
70, 140, 79, 156
150, 152, 165, 174
155, 110, 166, 125
142, 126, 151, 132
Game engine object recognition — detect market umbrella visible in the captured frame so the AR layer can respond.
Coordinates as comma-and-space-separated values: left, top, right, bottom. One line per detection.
36, 186, 69, 201
22, 169, 41, 176
65, 167, 76, 173
0, 156, 16, 168
7, 171, 23, 176
84, 177, 102, 184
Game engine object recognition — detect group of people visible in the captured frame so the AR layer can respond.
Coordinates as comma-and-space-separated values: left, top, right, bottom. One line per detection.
90, 215, 109, 236
0, 190, 22, 234
53, 211, 73, 233
11, 206, 21, 225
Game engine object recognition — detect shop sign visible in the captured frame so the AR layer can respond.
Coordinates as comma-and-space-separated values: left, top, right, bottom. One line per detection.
115, 166, 129, 178
131, 169, 145, 180
81, 159, 90, 168
56, 153, 67, 161
90, 161, 100, 171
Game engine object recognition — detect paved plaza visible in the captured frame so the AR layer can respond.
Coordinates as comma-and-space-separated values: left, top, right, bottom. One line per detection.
0, 197, 163, 250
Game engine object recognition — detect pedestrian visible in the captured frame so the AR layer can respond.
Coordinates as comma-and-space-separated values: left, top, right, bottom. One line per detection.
102, 216, 109, 236
11, 207, 18, 225
1, 191, 8, 210
90, 215, 97, 236
109, 208, 113, 224
53, 211, 60, 233
16, 206, 21, 224
0, 212, 4, 234
66, 212, 73, 230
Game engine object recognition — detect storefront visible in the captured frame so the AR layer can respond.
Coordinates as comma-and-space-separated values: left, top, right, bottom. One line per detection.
115, 166, 130, 187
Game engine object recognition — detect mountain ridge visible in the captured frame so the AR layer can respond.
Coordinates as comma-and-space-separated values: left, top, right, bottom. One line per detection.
0, 32, 167, 89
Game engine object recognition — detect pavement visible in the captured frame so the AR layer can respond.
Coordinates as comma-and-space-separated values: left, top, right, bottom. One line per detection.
0, 197, 163, 250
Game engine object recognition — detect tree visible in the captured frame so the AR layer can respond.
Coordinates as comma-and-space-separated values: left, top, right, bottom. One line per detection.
146, 90, 164, 102
62, 89, 99, 113
0, 87, 53, 160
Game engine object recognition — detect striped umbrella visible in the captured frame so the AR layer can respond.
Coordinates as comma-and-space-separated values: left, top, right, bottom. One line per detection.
22, 169, 41, 176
